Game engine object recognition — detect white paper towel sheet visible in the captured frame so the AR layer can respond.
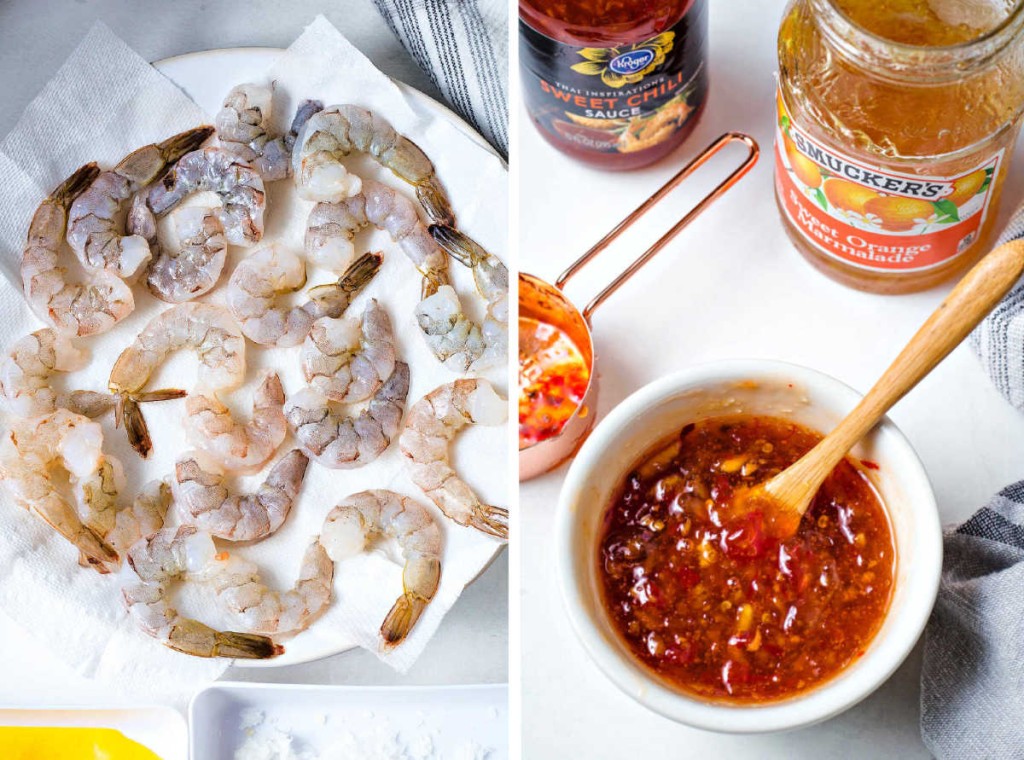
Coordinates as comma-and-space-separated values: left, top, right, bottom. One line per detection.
0, 17, 508, 706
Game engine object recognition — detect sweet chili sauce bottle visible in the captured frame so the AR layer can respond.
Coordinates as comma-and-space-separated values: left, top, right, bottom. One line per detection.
520, 0, 709, 170
776, 0, 1024, 294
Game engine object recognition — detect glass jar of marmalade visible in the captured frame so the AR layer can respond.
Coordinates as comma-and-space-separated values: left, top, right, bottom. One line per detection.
776, 0, 1024, 294
519, 0, 708, 170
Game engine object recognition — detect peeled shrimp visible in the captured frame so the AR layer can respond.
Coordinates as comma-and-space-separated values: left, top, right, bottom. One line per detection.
293, 105, 454, 225
216, 83, 323, 182
108, 302, 245, 457
417, 228, 509, 373
226, 246, 380, 348
174, 448, 309, 542
122, 526, 283, 658
212, 540, 333, 635
285, 362, 410, 470
304, 178, 447, 282
302, 298, 397, 404
400, 379, 508, 539
135, 147, 266, 246
130, 203, 228, 303
0, 327, 112, 418
184, 371, 286, 474
66, 127, 213, 279
0, 410, 121, 572
108, 478, 172, 555
321, 489, 441, 648
21, 163, 135, 337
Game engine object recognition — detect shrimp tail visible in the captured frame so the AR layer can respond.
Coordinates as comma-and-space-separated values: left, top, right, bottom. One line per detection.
64, 390, 115, 418
470, 505, 509, 540
157, 126, 215, 163
381, 593, 427, 648
338, 250, 384, 291
118, 390, 187, 457
428, 223, 487, 267
122, 396, 152, 459
308, 250, 382, 316
210, 631, 285, 659
416, 176, 455, 227
166, 620, 284, 659
52, 163, 100, 208
381, 555, 440, 647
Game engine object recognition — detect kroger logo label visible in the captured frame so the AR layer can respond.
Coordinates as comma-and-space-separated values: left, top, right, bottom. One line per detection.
608, 48, 655, 75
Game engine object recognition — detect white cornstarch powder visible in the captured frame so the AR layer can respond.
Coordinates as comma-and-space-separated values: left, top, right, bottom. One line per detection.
233, 710, 495, 760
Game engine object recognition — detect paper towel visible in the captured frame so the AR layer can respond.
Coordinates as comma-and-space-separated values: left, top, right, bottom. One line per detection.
0, 17, 508, 706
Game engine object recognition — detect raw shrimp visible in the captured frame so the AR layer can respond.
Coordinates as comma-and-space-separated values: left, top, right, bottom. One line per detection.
21, 164, 135, 337
301, 298, 397, 404
304, 178, 447, 283
108, 478, 172, 555
212, 540, 333, 635
135, 147, 266, 246
417, 227, 509, 373
108, 303, 245, 457
122, 526, 283, 659
0, 410, 121, 572
285, 362, 410, 470
226, 246, 381, 348
292, 105, 454, 226
184, 371, 287, 474
66, 127, 213, 279
400, 379, 508, 539
174, 449, 309, 542
0, 328, 112, 418
130, 203, 228, 303
216, 82, 323, 182
320, 489, 441, 647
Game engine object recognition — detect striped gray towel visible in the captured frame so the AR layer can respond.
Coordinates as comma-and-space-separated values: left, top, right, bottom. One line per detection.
972, 210, 1024, 408
921, 483, 1024, 758
372, 0, 508, 156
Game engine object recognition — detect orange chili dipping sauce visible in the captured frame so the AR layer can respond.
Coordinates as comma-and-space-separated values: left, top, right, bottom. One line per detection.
519, 316, 590, 449
598, 415, 894, 702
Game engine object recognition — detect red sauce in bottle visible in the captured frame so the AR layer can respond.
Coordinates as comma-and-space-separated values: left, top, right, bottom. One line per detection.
519, 0, 709, 170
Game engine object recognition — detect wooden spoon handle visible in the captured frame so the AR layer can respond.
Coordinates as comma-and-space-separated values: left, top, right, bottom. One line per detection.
769, 239, 1024, 515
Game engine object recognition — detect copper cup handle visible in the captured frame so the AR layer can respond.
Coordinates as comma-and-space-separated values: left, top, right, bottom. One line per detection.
554, 132, 760, 323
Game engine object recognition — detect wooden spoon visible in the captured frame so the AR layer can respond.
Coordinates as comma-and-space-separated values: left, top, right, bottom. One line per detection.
744, 238, 1024, 538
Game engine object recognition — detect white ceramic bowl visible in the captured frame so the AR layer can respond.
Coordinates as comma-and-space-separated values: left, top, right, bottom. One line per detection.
556, 359, 942, 733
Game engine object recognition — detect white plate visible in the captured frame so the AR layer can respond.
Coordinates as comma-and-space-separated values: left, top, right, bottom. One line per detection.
189, 682, 508, 759
0, 706, 187, 760
154, 48, 507, 669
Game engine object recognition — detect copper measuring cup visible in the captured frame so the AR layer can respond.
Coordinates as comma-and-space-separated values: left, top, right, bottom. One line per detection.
518, 132, 760, 481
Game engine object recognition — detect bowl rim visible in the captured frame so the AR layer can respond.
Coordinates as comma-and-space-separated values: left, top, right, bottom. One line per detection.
555, 358, 943, 734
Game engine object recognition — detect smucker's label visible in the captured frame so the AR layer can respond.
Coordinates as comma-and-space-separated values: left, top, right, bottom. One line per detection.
775, 90, 1003, 272
519, 3, 707, 156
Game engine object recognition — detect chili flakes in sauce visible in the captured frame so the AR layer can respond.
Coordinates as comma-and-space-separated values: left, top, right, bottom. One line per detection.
598, 415, 894, 702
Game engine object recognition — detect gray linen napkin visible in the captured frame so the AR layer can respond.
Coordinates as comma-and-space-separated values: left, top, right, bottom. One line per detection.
371, 0, 508, 156
923, 202, 1024, 757
921, 484, 1024, 758
972, 210, 1024, 409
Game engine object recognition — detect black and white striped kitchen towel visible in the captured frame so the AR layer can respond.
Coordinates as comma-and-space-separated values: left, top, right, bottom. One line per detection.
972, 209, 1024, 409
920, 482, 1024, 758
372, 0, 508, 157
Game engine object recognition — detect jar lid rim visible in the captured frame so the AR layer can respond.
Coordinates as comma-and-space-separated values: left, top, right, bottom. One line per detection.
810, 0, 1024, 76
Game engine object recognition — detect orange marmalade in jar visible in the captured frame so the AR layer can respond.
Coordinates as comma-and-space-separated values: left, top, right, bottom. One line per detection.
520, 0, 708, 170
776, 0, 1024, 293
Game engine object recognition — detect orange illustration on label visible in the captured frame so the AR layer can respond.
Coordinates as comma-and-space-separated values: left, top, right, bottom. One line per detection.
775, 92, 1002, 273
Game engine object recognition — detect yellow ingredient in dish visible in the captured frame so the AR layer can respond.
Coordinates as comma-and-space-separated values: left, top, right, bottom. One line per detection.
0, 727, 161, 760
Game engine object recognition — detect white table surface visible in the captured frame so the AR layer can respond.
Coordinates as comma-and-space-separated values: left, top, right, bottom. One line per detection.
516, 1, 1024, 757
0, 0, 507, 708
